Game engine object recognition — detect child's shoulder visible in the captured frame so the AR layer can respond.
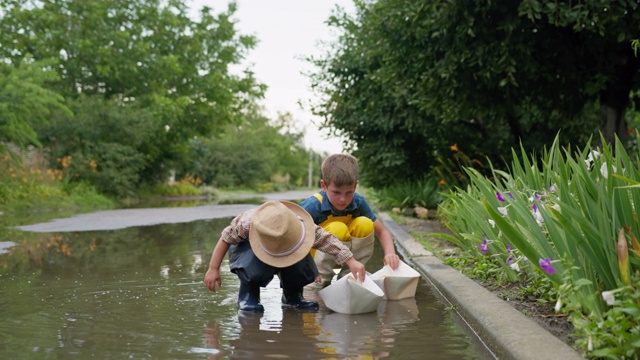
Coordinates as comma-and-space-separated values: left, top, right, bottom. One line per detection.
354, 191, 367, 200
300, 192, 323, 207
352, 192, 370, 205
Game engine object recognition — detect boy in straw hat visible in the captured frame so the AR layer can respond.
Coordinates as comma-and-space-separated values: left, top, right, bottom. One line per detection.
204, 200, 366, 312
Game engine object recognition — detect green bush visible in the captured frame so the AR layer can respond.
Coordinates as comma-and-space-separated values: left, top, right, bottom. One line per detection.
0, 154, 113, 212
39, 95, 155, 197
370, 177, 444, 210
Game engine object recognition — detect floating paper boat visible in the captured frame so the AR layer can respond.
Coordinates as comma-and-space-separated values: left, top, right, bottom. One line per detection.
370, 260, 420, 300
319, 273, 384, 314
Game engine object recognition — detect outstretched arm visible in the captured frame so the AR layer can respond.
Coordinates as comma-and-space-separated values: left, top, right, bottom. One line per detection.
203, 240, 230, 292
375, 219, 400, 270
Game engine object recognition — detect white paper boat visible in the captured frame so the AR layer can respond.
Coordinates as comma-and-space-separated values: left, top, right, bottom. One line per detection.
319, 273, 384, 314
370, 260, 420, 300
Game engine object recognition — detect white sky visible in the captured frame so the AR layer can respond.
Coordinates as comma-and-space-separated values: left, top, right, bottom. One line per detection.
187, 0, 355, 154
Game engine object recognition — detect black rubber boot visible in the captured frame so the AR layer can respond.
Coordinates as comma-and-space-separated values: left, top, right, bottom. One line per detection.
238, 282, 264, 312
282, 288, 319, 310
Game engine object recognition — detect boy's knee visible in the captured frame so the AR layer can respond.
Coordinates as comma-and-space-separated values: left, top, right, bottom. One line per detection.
323, 222, 350, 241
349, 217, 374, 238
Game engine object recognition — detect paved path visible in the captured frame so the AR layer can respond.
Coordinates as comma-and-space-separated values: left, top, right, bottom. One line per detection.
16, 190, 316, 232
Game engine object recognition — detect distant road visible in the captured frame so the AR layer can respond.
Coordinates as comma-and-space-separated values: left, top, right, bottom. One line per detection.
16, 190, 317, 233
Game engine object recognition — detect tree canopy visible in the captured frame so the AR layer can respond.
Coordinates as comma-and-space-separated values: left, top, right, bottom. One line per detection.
0, 0, 265, 183
0, 59, 69, 157
310, 0, 640, 187
179, 106, 314, 190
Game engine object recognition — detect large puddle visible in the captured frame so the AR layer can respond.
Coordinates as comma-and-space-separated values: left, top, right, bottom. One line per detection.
1, 212, 494, 359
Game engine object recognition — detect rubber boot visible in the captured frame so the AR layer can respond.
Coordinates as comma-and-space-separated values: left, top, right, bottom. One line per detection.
238, 282, 264, 312
282, 288, 319, 310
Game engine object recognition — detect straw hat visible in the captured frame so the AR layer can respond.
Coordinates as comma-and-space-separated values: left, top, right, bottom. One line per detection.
249, 200, 315, 268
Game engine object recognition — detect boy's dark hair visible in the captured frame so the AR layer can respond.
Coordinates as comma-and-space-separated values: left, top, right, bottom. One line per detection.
321, 154, 358, 187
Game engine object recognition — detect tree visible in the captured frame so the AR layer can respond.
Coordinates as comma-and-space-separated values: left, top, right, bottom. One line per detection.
179, 106, 313, 189
0, 0, 264, 183
41, 95, 154, 197
519, 0, 640, 146
309, 0, 640, 187
0, 59, 69, 157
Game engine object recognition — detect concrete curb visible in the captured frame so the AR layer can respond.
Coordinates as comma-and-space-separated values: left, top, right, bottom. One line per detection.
379, 212, 584, 360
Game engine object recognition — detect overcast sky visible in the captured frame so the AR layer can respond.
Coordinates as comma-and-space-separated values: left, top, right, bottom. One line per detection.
187, 0, 355, 154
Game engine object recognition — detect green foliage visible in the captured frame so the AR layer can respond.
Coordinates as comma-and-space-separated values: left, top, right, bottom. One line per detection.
67, 144, 146, 198
39, 95, 153, 197
310, 0, 638, 187
61, 182, 113, 209
444, 253, 556, 304
0, 0, 264, 185
0, 59, 69, 155
178, 110, 315, 190
369, 177, 444, 210
433, 143, 491, 190
445, 254, 508, 285
148, 183, 204, 198
0, 153, 112, 212
569, 272, 640, 359
439, 132, 640, 356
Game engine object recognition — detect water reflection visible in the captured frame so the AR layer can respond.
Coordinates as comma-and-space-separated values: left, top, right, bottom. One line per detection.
202, 303, 407, 359
316, 301, 414, 358
0, 217, 491, 359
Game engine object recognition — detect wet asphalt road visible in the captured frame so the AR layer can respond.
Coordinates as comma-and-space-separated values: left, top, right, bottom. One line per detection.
16, 190, 317, 233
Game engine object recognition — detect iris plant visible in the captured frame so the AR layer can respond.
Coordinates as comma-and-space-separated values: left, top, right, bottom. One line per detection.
438, 134, 640, 355
478, 234, 488, 253
538, 258, 556, 275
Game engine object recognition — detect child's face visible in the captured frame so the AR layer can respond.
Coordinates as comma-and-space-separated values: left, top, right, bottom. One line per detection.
320, 180, 357, 211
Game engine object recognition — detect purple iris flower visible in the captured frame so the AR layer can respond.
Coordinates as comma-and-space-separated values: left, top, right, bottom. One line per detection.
539, 258, 556, 275
532, 202, 538, 213
496, 191, 505, 202
478, 235, 488, 253
507, 192, 514, 199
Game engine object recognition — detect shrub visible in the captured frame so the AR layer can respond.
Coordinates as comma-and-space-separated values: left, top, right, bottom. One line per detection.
370, 177, 444, 211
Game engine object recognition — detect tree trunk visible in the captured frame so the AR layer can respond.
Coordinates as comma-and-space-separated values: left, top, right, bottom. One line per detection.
506, 112, 523, 146
598, 44, 640, 147
599, 103, 627, 146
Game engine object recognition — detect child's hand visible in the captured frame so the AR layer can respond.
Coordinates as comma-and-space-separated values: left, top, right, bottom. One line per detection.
345, 257, 366, 282
314, 275, 322, 283
384, 253, 401, 270
203, 268, 222, 292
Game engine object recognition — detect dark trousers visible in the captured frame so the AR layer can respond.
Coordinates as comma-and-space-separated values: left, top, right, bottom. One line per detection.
228, 241, 319, 289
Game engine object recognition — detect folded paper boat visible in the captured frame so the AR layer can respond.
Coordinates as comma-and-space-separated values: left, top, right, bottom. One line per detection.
370, 260, 420, 300
319, 274, 384, 314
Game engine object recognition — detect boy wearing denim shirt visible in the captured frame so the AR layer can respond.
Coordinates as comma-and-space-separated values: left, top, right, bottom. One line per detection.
300, 154, 400, 288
